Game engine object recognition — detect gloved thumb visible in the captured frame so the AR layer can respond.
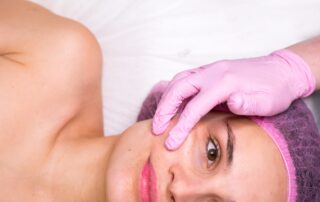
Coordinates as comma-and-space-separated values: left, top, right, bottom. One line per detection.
227, 92, 274, 116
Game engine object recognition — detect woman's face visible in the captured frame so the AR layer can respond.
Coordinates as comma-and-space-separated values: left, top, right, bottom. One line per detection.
106, 112, 288, 202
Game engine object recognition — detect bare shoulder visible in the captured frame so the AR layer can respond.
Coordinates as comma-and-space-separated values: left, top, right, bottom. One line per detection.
0, 0, 102, 67
0, 1, 103, 160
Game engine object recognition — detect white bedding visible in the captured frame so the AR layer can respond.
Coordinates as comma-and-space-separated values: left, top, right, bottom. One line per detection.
32, 0, 320, 135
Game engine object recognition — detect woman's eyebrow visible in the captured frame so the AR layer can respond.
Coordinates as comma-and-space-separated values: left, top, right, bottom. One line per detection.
225, 120, 235, 166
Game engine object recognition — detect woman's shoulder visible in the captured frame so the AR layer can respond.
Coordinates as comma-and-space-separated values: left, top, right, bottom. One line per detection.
0, 0, 103, 168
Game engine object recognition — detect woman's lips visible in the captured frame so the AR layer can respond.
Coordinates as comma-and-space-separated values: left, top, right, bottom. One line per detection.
140, 157, 157, 202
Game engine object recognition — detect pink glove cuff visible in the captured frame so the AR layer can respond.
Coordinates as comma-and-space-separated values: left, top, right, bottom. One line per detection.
271, 49, 316, 97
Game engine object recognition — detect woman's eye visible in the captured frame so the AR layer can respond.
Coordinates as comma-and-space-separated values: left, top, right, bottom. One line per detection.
207, 137, 220, 167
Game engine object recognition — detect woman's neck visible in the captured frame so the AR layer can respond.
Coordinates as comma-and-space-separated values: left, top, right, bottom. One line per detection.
41, 135, 119, 201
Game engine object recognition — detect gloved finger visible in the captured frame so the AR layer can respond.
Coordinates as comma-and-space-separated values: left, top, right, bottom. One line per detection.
227, 92, 278, 116
171, 69, 195, 81
165, 87, 230, 150
165, 68, 202, 91
152, 74, 200, 135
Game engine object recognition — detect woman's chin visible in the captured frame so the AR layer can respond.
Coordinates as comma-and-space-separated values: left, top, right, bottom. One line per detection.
106, 167, 138, 202
106, 120, 155, 201
106, 148, 150, 202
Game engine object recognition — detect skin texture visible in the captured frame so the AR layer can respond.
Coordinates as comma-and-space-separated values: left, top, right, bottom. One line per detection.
0, 1, 290, 201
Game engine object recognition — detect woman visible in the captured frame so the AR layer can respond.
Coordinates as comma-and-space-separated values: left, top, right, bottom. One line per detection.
136, 81, 320, 202
0, 1, 319, 201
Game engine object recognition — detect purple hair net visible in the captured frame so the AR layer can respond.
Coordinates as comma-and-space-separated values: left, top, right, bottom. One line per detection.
137, 81, 320, 202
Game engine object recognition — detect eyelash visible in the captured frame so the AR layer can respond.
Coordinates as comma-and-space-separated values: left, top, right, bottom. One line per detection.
206, 136, 221, 169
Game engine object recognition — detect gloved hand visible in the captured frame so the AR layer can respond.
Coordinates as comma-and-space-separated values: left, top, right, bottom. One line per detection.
152, 49, 316, 150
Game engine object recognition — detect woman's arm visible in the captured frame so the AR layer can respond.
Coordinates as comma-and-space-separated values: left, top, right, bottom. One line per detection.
287, 36, 320, 90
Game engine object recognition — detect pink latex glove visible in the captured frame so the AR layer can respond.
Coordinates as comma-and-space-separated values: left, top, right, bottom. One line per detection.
152, 49, 316, 150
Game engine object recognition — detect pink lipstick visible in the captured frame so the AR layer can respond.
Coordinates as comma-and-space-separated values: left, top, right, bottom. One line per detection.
140, 158, 157, 202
